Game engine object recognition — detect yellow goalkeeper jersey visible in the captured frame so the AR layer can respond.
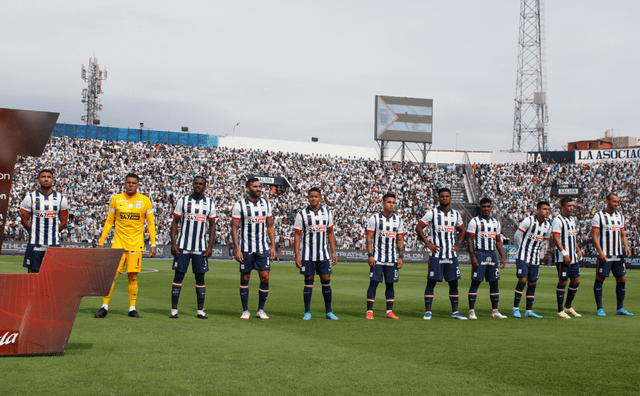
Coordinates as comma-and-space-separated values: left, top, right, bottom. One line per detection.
98, 192, 156, 251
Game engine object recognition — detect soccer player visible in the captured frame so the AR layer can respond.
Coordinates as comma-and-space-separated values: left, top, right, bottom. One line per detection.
512, 201, 552, 319
591, 193, 633, 316
293, 187, 339, 320
94, 173, 156, 319
466, 197, 507, 319
231, 178, 277, 320
20, 169, 69, 273
552, 197, 583, 319
169, 176, 216, 319
365, 192, 404, 320
416, 188, 466, 320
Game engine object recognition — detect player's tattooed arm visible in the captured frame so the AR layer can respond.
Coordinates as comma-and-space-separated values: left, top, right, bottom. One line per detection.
396, 233, 404, 269
231, 218, 243, 263
294, 229, 303, 268
267, 216, 277, 260
366, 230, 375, 267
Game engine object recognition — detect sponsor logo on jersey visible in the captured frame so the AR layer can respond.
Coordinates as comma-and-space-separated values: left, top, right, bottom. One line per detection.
604, 225, 621, 232
35, 210, 57, 218
249, 216, 265, 224
119, 212, 141, 220
186, 214, 207, 222
528, 234, 544, 242
310, 225, 326, 233
380, 230, 396, 238
437, 226, 454, 233
440, 259, 453, 264
480, 231, 496, 239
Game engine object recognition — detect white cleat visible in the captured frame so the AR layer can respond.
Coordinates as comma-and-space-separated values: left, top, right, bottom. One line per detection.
491, 310, 507, 319
255, 309, 270, 320
468, 310, 477, 320
241, 310, 250, 320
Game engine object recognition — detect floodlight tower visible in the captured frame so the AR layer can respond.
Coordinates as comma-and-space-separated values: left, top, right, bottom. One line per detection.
512, 0, 548, 152
81, 58, 107, 125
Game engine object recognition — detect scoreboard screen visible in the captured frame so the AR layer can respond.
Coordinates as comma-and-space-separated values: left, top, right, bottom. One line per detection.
375, 95, 433, 143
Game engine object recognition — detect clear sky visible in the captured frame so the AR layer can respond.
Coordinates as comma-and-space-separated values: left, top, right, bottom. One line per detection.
2, 1, 638, 153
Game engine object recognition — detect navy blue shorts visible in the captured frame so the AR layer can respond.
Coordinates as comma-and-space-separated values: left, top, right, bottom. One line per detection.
239, 251, 271, 273
23, 244, 58, 271
556, 262, 580, 280
471, 251, 500, 282
516, 259, 539, 281
172, 250, 209, 274
369, 263, 398, 283
596, 257, 626, 278
427, 257, 460, 282
300, 259, 332, 276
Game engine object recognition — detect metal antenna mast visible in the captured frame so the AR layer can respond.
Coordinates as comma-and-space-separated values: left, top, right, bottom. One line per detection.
81, 58, 107, 125
512, 0, 548, 152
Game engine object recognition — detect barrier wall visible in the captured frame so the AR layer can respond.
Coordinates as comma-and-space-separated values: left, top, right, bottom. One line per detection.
4, 242, 638, 268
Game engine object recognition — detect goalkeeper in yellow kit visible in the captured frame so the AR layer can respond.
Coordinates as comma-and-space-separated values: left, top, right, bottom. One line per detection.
94, 173, 157, 319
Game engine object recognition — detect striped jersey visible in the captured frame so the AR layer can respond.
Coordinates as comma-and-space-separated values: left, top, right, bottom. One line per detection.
293, 205, 334, 261
173, 195, 217, 252
516, 215, 551, 265
591, 209, 625, 257
20, 190, 69, 245
366, 212, 404, 265
552, 214, 579, 264
420, 207, 463, 259
99, 192, 156, 251
467, 215, 501, 252
232, 197, 273, 253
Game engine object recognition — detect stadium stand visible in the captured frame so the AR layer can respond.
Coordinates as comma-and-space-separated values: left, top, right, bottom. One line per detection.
6, 135, 639, 256
474, 162, 640, 255
5, 136, 462, 251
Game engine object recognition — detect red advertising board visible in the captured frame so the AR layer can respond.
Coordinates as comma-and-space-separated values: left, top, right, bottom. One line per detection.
0, 247, 122, 356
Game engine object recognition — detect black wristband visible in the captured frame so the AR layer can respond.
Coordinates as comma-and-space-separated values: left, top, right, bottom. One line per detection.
368, 253, 374, 258
398, 254, 404, 259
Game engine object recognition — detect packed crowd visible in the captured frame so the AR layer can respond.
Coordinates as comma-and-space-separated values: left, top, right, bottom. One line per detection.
474, 162, 640, 255
7, 136, 640, 256
5, 136, 463, 251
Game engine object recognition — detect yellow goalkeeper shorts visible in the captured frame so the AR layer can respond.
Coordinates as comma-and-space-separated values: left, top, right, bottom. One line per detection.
116, 250, 143, 274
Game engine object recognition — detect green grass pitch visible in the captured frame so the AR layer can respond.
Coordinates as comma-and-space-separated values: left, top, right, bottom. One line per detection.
1, 256, 639, 395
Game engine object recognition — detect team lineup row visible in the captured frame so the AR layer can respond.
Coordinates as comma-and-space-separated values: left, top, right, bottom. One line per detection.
20, 170, 634, 320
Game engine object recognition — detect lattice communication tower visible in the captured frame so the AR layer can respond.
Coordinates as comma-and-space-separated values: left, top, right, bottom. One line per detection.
81, 58, 107, 125
512, 0, 548, 152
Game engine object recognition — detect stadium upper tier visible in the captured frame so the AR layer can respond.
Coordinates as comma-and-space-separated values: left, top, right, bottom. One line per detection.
5, 136, 639, 255
53, 123, 220, 147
